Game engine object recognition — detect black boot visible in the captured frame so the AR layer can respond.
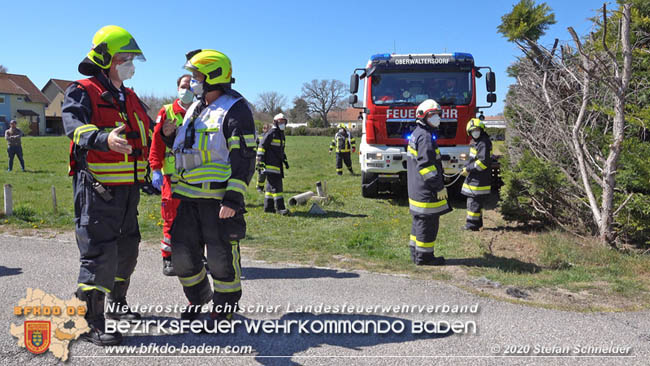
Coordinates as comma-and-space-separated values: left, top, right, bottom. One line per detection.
348, 167, 354, 175
77, 289, 123, 346
415, 252, 446, 266
106, 279, 141, 321
163, 257, 176, 276
264, 197, 276, 213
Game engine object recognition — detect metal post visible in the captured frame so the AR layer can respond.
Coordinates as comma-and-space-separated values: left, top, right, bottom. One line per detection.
51, 186, 57, 213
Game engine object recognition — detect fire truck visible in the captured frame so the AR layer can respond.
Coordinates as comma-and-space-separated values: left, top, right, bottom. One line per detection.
349, 53, 497, 198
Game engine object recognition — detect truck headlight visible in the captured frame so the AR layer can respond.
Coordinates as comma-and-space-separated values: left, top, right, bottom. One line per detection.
459, 153, 468, 160
367, 153, 383, 160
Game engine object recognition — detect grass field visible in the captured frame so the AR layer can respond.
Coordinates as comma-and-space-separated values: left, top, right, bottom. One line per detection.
1, 136, 649, 311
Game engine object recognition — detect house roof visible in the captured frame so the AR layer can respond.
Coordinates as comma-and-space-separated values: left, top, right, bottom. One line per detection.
45, 78, 74, 93
328, 108, 362, 122
0, 73, 50, 104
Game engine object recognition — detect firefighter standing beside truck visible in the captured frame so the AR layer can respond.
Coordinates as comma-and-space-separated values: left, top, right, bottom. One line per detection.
62, 25, 150, 345
461, 118, 492, 231
329, 124, 356, 175
160, 49, 256, 323
149, 74, 193, 276
257, 113, 290, 215
406, 99, 452, 265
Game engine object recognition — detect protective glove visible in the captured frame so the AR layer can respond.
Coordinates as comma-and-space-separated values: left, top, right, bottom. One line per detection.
438, 187, 448, 201
283, 160, 290, 169
461, 167, 469, 177
152, 170, 163, 190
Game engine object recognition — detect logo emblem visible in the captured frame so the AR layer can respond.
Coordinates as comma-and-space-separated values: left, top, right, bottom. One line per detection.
24, 321, 51, 354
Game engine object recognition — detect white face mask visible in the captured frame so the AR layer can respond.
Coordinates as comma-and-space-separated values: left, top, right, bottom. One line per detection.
116, 61, 135, 81
471, 130, 481, 139
178, 88, 194, 104
426, 114, 441, 128
278, 123, 286, 131
190, 79, 204, 97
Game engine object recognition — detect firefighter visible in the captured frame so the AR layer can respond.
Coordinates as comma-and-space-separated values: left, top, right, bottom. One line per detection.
149, 74, 193, 276
461, 118, 492, 231
255, 123, 271, 193
160, 49, 256, 324
62, 25, 151, 345
407, 99, 452, 265
329, 124, 356, 175
257, 113, 290, 215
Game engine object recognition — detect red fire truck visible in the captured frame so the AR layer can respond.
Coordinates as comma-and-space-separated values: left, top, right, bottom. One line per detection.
349, 53, 497, 198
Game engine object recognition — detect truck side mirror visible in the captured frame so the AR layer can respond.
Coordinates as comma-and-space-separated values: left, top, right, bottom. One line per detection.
486, 72, 496, 93
487, 93, 497, 103
349, 95, 358, 105
350, 74, 359, 94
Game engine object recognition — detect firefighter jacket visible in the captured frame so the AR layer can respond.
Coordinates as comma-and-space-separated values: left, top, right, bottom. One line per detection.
149, 100, 187, 175
257, 127, 286, 175
170, 91, 256, 211
329, 131, 356, 153
406, 123, 452, 216
63, 75, 151, 186
462, 133, 493, 197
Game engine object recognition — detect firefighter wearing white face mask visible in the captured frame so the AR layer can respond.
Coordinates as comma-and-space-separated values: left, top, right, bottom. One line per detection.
461, 118, 493, 231
406, 99, 452, 265
257, 113, 289, 215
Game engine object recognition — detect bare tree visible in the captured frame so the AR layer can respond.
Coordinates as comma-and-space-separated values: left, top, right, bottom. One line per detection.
300, 79, 347, 126
256, 91, 287, 116
504, 3, 641, 246
0, 65, 7, 73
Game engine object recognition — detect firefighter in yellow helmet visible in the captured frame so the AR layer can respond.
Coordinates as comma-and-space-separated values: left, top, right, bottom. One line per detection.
461, 118, 492, 230
406, 99, 451, 265
62, 25, 150, 345
159, 49, 256, 326
329, 123, 356, 175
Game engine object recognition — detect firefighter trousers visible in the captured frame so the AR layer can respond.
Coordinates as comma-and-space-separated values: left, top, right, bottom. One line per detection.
73, 171, 141, 300
160, 175, 180, 258
336, 152, 353, 175
466, 196, 485, 229
264, 173, 286, 212
171, 200, 244, 311
410, 214, 440, 264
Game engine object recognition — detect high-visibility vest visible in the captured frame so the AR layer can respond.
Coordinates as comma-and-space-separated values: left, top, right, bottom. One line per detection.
171, 94, 241, 199
68, 77, 150, 185
161, 103, 185, 175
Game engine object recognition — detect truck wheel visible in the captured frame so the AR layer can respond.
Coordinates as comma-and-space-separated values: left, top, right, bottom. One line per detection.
361, 172, 378, 198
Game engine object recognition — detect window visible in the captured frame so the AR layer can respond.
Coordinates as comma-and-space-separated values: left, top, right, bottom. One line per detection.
0, 96, 5, 104
371, 71, 473, 106
0, 115, 6, 122
16, 96, 23, 102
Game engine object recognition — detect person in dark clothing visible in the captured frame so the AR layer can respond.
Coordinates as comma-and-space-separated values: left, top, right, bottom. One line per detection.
257, 113, 289, 215
461, 118, 492, 231
5, 120, 25, 171
329, 124, 356, 175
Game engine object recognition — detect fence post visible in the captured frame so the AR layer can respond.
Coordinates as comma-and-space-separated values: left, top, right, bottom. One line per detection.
51, 186, 57, 214
4, 184, 12, 217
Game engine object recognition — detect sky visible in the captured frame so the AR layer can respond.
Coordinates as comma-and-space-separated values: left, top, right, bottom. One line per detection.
1, 0, 606, 115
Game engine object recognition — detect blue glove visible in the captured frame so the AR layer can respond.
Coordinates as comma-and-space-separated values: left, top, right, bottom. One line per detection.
152, 170, 163, 190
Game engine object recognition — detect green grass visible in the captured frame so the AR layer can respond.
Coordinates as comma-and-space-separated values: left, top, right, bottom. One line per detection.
1, 136, 649, 310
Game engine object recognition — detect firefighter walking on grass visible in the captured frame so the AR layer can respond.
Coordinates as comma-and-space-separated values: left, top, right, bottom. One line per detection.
63, 25, 151, 345
257, 113, 290, 215
329, 124, 356, 175
461, 118, 492, 231
149, 74, 193, 276
407, 99, 452, 266
160, 49, 256, 324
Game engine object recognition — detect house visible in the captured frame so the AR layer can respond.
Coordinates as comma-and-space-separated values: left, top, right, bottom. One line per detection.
327, 107, 363, 129
0, 73, 49, 135
42, 78, 74, 135
483, 115, 506, 129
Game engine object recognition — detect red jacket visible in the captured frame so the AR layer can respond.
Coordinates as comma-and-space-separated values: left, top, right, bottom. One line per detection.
68, 77, 151, 185
149, 99, 187, 172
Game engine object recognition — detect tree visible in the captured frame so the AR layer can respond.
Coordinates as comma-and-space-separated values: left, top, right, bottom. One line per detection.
138, 93, 175, 121
256, 91, 286, 116
300, 79, 347, 126
288, 97, 311, 123
500, 2, 644, 247
0, 65, 7, 73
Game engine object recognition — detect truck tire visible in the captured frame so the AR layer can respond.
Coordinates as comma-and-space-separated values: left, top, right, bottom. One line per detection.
361, 172, 379, 198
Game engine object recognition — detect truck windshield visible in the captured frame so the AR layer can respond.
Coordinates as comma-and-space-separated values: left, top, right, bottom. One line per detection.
371, 71, 472, 106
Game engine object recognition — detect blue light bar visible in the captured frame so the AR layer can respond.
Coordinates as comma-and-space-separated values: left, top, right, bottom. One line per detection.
370, 53, 392, 61
453, 52, 474, 62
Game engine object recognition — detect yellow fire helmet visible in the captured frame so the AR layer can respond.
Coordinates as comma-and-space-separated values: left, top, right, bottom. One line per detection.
184, 49, 233, 86
87, 25, 145, 69
466, 118, 486, 135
